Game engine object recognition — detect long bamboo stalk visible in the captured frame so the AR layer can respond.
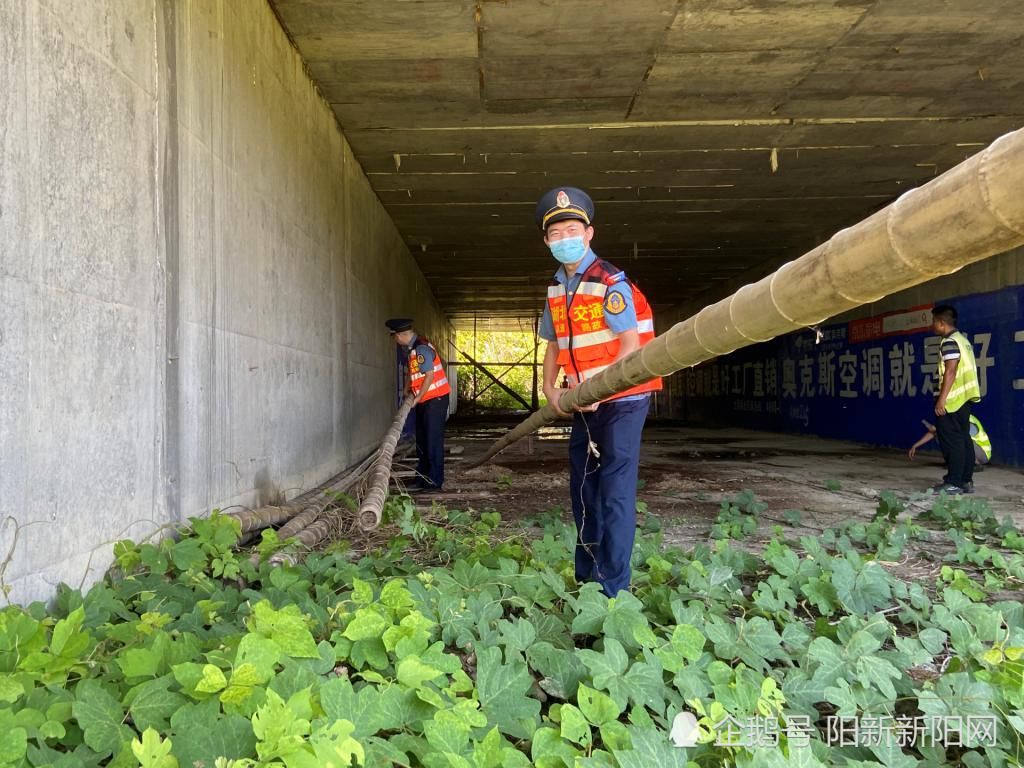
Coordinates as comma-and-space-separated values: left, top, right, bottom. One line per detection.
269, 517, 333, 567
358, 395, 417, 530
228, 506, 295, 533
471, 126, 1024, 466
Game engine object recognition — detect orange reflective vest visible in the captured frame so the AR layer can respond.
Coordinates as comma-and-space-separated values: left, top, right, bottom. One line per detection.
409, 337, 451, 402
547, 258, 662, 401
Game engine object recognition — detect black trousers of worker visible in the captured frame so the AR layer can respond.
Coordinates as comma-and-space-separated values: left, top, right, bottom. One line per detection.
415, 393, 449, 489
936, 401, 974, 488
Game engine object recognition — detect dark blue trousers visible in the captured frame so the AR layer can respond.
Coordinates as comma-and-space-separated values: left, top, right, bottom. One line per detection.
568, 396, 649, 597
415, 393, 448, 488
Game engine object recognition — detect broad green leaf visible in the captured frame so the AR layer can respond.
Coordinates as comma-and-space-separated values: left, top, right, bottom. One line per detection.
571, 585, 609, 635
807, 638, 845, 687
195, 664, 227, 694
125, 677, 187, 732
235, 633, 282, 681
621, 654, 667, 715
612, 726, 690, 768
559, 703, 591, 747
249, 601, 320, 659
578, 638, 629, 695
602, 593, 649, 654
831, 558, 892, 615
669, 624, 705, 663
72, 679, 132, 756
50, 607, 87, 658
252, 689, 310, 760
117, 647, 163, 680
599, 720, 631, 751
531, 725, 581, 768
0, 675, 24, 703
169, 698, 256, 767
497, 618, 536, 655
0, 709, 27, 763
396, 656, 444, 689
382, 611, 433, 656
321, 678, 389, 738
309, 718, 365, 768
343, 609, 391, 643
475, 646, 541, 740
423, 709, 471, 755
577, 684, 620, 726
380, 580, 415, 615
526, 641, 587, 700
856, 655, 901, 700
131, 728, 178, 768
39, 720, 65, 739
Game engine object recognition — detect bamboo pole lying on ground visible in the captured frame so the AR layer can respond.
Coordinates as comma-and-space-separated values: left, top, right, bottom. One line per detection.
231, 447, 379, 543
229, 506, 296, 534
269, 517, 333, 567
359, 395, 417, 530
471, 126, 1024, 466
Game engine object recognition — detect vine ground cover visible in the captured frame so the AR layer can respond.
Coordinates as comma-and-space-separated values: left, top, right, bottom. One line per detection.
0, 490, 1021, 767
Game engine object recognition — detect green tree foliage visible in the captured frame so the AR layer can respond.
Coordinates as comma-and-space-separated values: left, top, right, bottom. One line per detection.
455, 329, 539, 410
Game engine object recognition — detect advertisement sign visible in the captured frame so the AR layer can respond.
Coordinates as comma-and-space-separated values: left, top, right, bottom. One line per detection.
681, 286, 1024, 466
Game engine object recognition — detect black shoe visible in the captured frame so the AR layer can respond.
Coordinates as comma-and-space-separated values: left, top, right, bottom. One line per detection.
409, 483, 441, 495
930, 483, 964, 495
963, 481, 975, 495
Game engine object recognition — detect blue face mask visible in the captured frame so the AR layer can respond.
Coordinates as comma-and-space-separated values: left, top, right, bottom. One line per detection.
548, 235, 587, 265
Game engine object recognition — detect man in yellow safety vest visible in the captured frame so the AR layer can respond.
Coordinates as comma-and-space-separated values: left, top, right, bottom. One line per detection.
929, 304, 982, 495
909, 414, 991, 493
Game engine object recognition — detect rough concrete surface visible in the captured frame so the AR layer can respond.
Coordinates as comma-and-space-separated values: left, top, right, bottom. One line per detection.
0, 0, 449, 604
270, 0, 1024, 320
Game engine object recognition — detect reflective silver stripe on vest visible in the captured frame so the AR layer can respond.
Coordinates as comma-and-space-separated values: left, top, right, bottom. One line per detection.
575, 282, 607, 298
637, 319, 654, 334
571, 328, 617, 347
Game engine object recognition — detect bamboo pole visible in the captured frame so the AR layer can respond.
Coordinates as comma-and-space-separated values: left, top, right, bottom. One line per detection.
471, 126, 1024, 466
228, 506, 295, 533
268, 517, 333, 567
358, 395, 416, 530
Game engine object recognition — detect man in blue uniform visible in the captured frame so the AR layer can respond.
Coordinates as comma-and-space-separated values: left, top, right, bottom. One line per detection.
536, 187, 662, 597
386, 318, 451, 492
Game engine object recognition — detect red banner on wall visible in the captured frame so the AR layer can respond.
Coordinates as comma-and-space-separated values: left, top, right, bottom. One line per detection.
847, 305, 933, 345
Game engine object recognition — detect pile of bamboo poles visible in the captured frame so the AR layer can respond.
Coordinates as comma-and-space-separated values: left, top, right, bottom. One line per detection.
226, 395, 417, 564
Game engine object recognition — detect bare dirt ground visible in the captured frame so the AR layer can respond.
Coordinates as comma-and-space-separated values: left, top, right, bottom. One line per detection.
414, 416, 1024, 592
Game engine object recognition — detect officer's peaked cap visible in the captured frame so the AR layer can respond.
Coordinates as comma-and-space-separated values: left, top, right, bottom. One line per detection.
536, 187, 594, 231
385, 318, 414, 333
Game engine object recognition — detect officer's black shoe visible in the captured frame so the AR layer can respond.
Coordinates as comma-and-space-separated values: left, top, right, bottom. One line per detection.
963, 481, 976, 494
929, 483, 964, 495
409, 483, 441, 495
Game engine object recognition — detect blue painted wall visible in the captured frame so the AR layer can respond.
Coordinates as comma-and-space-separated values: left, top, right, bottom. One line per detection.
681, 286, 1024, 467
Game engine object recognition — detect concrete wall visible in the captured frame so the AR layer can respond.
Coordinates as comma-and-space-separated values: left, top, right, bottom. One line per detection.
0, 0, 448, 604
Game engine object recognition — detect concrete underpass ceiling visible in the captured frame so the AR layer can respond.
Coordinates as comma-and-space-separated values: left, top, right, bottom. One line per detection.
269, 0, 1024, 327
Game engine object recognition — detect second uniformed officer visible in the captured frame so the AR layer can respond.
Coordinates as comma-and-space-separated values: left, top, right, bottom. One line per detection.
536, 187, 662, 597
386, 318, 451, 492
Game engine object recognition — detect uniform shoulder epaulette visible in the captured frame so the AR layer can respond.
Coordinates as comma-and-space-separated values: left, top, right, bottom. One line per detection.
602, 270, 627, 286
